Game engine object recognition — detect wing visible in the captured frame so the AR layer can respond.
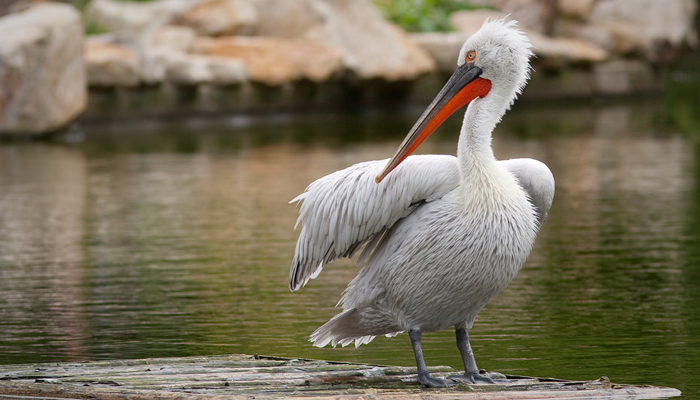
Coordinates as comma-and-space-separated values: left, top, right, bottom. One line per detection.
500, 158, 555, 225
289, 154, 460, 291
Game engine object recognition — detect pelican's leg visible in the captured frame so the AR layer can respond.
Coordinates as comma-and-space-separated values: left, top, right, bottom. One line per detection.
409, 328, 455, 388
448, 326, 496, 384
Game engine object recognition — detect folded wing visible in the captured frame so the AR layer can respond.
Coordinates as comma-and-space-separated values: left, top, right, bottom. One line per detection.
500, 158, 555, 226
289, 154, 460, 291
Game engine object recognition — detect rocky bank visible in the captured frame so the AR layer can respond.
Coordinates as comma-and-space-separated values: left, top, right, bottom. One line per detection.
0, 0, 697, 134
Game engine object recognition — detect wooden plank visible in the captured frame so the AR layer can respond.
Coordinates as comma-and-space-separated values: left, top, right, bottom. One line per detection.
0, 354, 681, 399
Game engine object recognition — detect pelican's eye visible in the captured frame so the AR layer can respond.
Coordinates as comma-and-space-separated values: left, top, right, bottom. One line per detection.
466, 50, 477, 63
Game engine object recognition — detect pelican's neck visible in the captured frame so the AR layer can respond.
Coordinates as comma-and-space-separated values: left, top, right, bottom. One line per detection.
457, 86, 512, 177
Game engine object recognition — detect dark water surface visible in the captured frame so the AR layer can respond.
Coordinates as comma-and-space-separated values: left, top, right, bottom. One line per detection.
1, 93, 699, 397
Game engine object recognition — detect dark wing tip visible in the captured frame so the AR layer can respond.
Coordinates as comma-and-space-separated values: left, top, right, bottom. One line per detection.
289, 258, 309, 292
289, 261, 300, 292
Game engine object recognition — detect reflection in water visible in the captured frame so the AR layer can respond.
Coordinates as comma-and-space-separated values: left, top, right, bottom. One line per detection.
0, 98, 699, 397
0, 146, 88, 362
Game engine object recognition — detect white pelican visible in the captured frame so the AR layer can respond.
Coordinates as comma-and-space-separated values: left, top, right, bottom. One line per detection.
289, 19, 554, 388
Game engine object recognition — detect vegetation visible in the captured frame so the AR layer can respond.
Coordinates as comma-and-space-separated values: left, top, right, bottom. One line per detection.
666, 76, 700, 136
665, 53, 700, 136
372, 0, 490, 32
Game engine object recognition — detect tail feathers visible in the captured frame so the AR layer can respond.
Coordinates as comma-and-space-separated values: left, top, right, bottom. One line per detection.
310, 308, 403, 348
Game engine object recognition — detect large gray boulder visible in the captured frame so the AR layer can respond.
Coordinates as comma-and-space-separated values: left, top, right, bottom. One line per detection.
0, 3, 86, 134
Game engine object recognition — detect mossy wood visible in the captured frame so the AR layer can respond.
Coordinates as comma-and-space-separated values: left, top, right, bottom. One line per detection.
0, 354, 681, 399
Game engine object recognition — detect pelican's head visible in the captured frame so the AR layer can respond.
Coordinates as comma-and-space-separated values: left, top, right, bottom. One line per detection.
375, 19, 533, 183
458, 19, 533, 108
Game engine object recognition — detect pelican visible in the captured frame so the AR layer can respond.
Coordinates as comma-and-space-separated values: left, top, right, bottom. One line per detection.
288, 19, 554, 388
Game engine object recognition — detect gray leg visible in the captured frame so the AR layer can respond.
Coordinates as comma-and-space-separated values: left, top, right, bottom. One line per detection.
409, 328, 454, 388
448, 326, 496, 384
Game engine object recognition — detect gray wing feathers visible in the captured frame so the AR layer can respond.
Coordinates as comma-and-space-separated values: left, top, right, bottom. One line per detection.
289, 155, 460, 291
501, 158, 555, 225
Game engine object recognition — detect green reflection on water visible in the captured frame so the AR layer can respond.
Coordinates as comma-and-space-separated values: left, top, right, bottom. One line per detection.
1, 61, 700, 398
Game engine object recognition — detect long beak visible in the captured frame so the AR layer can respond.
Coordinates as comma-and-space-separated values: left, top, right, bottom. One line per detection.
375, 64, 491, 183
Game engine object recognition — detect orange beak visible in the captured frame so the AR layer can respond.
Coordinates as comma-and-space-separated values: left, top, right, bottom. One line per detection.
375, 64, 491, 183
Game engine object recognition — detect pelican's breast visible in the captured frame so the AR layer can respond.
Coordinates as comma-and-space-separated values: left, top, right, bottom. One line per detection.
384, 165, 538, 330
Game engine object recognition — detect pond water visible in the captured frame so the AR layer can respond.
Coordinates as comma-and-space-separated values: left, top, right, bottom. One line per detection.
1, 84, 700, 398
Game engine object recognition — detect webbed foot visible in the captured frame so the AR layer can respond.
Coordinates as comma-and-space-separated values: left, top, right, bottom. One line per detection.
418, 372, 456, 388
448, 371, 496, 384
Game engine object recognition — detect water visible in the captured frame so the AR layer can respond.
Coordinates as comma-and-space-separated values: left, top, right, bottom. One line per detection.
1, 92, 699, 398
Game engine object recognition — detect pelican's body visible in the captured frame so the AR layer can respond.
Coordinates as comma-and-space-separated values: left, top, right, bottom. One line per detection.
289, 19, 554, 388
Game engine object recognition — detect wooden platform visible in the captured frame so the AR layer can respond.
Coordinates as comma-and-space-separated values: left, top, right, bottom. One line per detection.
0, 354, 681, 399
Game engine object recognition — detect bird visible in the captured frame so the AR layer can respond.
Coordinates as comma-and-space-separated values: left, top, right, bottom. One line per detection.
288, 18, 554, 388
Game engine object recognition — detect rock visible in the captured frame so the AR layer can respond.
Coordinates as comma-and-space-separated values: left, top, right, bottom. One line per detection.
249, 0, 319, 37
502, 0, 555, 33
449, 10, 507, 37
85, 0, 199, 85
84, 29, 247, 86
174, 0, 258, 36
409, 32, 468, 74
193, 36, 342, 85
249, 0, 435, 81
585, 0, 698, 63
0, 3, 86, 134
205, 56, 249, 84
450, 10, 607, 67
525, 67, 596, 98
456, 0, 552, 33
528, 31, 608, 66
150, 49, 248, 85
557, 0, 597, 21
85, 37, 141, 87
85, 0, 191, 45
156, 51, 211, 85
593, 59, 657, 95
152, 25, 197, 53
0, 0, 22, 17
550, 16, 587, 39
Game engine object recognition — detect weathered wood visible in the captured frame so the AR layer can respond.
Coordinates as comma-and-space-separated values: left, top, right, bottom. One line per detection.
0, 354, 681, 399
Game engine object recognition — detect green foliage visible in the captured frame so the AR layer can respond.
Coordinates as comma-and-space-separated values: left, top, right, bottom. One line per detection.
664, 50, 700, 137
72, 0, 91, 11
373, 0, 489, 32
